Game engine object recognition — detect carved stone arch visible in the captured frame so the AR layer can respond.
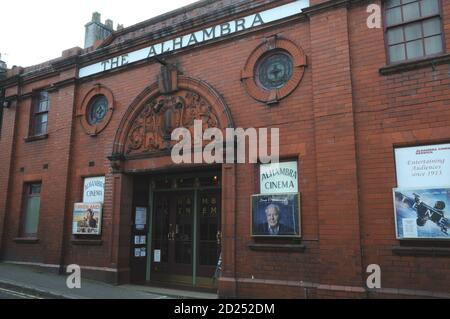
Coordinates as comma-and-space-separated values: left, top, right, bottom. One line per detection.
110, 76, 234, 164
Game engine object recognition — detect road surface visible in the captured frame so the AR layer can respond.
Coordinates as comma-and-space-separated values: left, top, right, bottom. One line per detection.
0, 286, 50, 299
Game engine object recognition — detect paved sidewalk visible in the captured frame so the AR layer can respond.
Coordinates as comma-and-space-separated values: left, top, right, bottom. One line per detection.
0, 262, 217, 299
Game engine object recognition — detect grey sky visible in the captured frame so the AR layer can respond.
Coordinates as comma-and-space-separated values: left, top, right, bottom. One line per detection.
0, 0, 197, 68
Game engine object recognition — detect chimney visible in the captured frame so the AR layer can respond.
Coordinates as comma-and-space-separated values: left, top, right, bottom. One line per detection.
84, 12, 114, 48
0, 54, 7, 80
105, 19, 113, 30
92, 12, 101, 23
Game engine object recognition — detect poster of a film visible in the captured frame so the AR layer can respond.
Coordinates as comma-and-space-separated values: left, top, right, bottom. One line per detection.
393, 187, 450, 240
251, 193, 300, 238
72, 203, 102, 235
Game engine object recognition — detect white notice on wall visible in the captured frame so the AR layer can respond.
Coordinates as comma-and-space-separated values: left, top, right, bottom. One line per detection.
134, 248, 141, 258
260, 161, 298, 194
402, 218, 418, 238
395, 144, 450, 188
135, 207, 147, 230
83, 176, 105, 203
154, 250, 161, 263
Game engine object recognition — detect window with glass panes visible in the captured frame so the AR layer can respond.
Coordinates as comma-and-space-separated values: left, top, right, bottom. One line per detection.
21, 183, 41, 237
32, 91, 49, 136
385, 0, 443, 63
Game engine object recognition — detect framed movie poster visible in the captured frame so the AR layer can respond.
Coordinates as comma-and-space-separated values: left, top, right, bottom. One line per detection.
251, 193, 300, 237
393, 187, 450, 240
72, 203, 102, 235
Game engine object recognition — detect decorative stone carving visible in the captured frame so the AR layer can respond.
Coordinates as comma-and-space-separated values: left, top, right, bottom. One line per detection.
125, 90, 219, 156
110, 75, 234, 165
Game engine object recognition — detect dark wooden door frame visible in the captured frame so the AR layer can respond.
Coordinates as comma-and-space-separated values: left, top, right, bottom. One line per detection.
149, 185, 221, 287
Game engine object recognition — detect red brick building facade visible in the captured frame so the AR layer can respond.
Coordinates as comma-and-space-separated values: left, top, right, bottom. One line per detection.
1, 0, 450, 298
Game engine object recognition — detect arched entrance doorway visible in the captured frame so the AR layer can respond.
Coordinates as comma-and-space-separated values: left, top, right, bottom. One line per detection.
109, 72, 234, 290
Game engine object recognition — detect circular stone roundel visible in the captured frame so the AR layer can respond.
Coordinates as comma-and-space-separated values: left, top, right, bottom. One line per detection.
256, 51, 294, 90
241, 36, 307, 105
79, 85, 115, 136
87, 95, 109, 125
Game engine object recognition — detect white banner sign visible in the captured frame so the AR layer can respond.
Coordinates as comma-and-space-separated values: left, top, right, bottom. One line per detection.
395, 144, 450, 188
83, 176, 105, 203
79, 0, 310, 78
260, 161, 298, 194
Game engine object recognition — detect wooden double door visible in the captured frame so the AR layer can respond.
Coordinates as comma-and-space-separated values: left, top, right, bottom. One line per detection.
151, 189, 221, 288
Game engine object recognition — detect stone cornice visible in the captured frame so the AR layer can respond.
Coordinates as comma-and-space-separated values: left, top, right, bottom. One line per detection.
78, 0, 303, 67
51, 55, 79, 73
20, 69, 58, 85
52, 77, 78, 91
303, 0, 367, 16
0, 75, 21, 89
303, 0, 349, 16
99, 0, 284, 48
3, 77, 78, 102
4, 94, 19, 102
77, 15, 306, 82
